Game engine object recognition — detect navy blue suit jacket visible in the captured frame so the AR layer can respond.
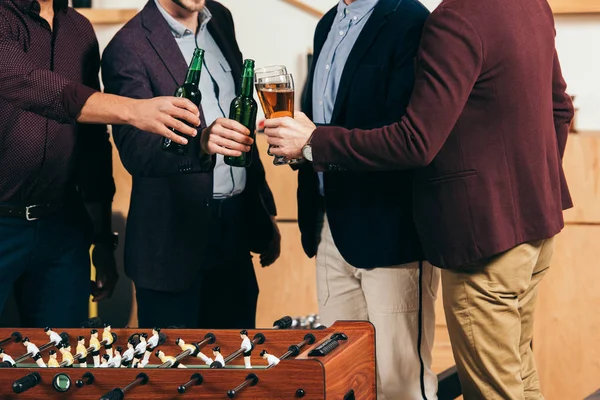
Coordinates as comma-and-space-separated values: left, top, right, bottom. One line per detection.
299, 0, 429, 267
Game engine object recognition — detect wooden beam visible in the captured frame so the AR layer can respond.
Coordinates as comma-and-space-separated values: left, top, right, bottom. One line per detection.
75, 8, 138, 24
280, 0, 324, 18
549, 0, 600, 14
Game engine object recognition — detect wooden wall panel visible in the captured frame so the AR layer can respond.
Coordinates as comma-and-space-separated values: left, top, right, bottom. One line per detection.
534, 226, 600, 400
562, 132, 600, 223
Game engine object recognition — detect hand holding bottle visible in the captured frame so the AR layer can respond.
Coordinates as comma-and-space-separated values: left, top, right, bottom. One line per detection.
200, 117, 253, 156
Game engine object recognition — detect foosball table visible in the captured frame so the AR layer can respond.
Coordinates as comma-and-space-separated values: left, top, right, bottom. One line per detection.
0, 319, 375, 399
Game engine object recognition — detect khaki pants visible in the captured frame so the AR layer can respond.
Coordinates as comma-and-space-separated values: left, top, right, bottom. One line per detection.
442, 237, 555, 400
316, 216, 440, 400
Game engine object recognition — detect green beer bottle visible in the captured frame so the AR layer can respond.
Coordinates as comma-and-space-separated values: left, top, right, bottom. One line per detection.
224, 59, 258, 167
162, 48, 204, 155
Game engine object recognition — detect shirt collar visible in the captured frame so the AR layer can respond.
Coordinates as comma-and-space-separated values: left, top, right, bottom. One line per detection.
154, 0, 211, 38
336, 0, 379, 23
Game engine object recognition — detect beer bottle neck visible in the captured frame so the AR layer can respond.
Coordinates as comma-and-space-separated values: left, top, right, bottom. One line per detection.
241, 60, 254, 98
185, 49, 204, 86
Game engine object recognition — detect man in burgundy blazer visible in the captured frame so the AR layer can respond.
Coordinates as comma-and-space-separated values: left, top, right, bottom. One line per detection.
102, 0, 279, 330
261, 0, 574, 397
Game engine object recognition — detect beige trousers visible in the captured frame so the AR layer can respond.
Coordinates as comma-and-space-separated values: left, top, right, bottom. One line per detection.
316, 215, 440, 400
442, 237, 555, 400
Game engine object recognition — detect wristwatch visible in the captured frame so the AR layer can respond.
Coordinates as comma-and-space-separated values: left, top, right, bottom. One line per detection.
93, 232, 119, 250
302, 134, 314, 162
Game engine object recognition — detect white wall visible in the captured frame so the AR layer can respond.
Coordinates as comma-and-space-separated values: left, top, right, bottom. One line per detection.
92, 0, 600, 130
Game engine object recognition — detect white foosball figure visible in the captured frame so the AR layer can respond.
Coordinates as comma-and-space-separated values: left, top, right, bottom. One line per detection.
142, 328, 160, 367
155, 349, 186, 369
260, 350, 280, 367
75, 336, 88, 368
47, 350, 59, 367
176, 338, 212, 366
212, 347, 225, 368
0, 349, 15, 367
89, 330, 101, 367
109, 346, 123, 368
102, 324, 114, 358
121, 341, 135, 368
22, 337, 46, 367
59, 343, 74, 367
44, 327, 63, 347
99, 354, 110, 368
133, 333, 148, 367
240, 330, 252, 369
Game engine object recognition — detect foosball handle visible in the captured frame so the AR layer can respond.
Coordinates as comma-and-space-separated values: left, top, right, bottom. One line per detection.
12, 372, 41, 394
0, 332, 22, 347
100, 373, 148, 400
75, 372, 95, 388
227, 374, 259, 398
177, 373, 203, 394
272, 316, 293, 329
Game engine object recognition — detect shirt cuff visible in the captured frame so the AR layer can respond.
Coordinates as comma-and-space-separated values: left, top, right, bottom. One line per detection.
61, 81, 98, 119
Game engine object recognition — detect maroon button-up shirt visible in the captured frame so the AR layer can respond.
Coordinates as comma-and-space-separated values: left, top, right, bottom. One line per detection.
0, 0, 114, 205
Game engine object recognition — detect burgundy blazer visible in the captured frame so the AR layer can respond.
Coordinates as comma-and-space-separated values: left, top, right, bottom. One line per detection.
310, 0, 574, 269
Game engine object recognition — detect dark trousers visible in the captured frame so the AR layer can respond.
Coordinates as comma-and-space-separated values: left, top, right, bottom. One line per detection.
135, 196, 259, 329
0, 207, 91, 327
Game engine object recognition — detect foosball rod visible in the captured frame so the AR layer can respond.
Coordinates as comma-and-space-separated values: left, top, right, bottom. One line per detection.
177, 373, 203, 394
100, 373, 149, 400
222, 333, 265, 365
267, 333, 316, 369
227, 374, 258, 398
14, 332, 67, 364
159, 333, 216, 368
0, 332, 22, 347
76, 334, 117, 363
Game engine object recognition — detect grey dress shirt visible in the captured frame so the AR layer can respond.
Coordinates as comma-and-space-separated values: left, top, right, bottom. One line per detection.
312, 0, 379, 195
155, 0, 245, 198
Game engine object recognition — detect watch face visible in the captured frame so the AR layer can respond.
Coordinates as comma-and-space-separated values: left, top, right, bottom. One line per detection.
303, 145, 313, 161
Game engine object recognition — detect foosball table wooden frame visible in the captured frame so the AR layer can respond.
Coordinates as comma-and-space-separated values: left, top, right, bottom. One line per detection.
0, 321, 375, 399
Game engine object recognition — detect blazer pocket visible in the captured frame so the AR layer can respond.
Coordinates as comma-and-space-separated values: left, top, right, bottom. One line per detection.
426, 169, 477, 184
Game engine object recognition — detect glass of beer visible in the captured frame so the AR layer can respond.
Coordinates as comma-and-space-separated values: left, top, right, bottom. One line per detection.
255, 66, 303, 166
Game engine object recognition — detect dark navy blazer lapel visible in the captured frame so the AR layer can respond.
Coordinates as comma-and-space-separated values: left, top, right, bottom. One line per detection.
141, 1, 188, 86
330, 0, 401, 123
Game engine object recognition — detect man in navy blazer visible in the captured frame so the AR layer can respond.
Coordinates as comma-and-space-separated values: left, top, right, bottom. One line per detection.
101, 0, 280, 330
297, 0, 439, 398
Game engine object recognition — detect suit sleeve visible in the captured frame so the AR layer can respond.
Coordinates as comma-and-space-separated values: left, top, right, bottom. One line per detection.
310, 7, 483, 171
0, 11, 97, 123
551, 50, 574, 159
101, 33, 214, 178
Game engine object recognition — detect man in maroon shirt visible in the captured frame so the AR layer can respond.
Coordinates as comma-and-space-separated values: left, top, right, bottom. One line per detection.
219, 0, 575, 398
0, 0, 203, 328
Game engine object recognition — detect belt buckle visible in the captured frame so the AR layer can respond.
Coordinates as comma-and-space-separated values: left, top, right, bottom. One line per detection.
26, 205, 40, 221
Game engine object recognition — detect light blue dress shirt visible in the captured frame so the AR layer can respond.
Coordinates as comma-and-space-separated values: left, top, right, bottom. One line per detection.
155, 0, 245, 198
312, 0, 379, 195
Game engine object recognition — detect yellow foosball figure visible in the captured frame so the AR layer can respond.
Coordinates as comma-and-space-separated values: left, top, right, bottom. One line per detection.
89, 330, 101, 367
155, 349, 186, 369
75, 336, 88, 368
47, 350, 59, 367
102, 324, 114, 358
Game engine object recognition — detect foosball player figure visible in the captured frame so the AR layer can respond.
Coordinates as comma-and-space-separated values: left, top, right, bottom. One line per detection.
102, 323, 115, 358
133, 333, 148, 368
44, 327, 63, 346
99, 354, 110, 368
142, 328, 160, 367
0, 349, 16, 367
109, 346, 123, 368
59, 343, 74, 367
176, 338, 212, 365
121, 340, 135, 368
155, 349, 186, 368
260, 350, 280, 367
75, 336, 88, 367
211, 346, 225, 368
240, 330, 252, 369
23, 337, 46, 367
89, 329, 101, 367
47, 350, 60, 367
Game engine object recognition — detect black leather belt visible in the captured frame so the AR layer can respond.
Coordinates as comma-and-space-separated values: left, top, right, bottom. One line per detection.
0, 201, 64, 221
